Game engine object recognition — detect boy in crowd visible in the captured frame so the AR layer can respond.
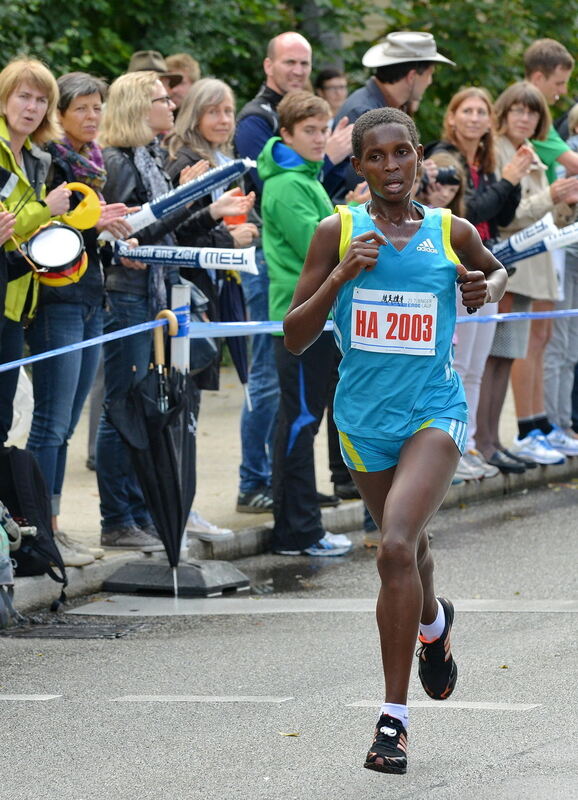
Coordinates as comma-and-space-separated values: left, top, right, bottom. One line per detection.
258, 91, 352, 556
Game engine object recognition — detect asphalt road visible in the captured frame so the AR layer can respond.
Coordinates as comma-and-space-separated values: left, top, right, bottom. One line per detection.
1, 483, 577, 800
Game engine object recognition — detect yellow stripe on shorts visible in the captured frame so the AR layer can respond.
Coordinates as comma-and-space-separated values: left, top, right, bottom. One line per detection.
338, 430, 368, 472
414, 418, 435, 434
440, 208, 460, 264
335, 205, 353, 261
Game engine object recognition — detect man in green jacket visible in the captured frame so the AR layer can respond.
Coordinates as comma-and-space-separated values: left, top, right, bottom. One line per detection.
258, 90, 352, 556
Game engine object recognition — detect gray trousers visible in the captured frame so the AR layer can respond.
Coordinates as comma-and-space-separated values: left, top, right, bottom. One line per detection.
544, 251, 578, 429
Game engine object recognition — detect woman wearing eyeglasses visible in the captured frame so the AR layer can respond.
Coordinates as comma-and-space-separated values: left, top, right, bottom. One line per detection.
429, 87, 532, 482
476, 81, 578, 471
95, 71, 250, 551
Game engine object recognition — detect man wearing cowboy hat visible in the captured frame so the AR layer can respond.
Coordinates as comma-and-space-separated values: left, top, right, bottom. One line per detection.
337, 32, 453, 124
127, 50, 183, 90
332, 32, 454, 199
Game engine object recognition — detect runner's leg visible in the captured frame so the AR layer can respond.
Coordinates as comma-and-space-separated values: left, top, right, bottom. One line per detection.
351, 427, 460, 704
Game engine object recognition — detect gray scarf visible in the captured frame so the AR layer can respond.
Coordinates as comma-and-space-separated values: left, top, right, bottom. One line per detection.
133, 143, 173, 315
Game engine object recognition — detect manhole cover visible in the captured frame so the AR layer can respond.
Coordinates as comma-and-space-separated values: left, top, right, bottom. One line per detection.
1, 622, 145, 639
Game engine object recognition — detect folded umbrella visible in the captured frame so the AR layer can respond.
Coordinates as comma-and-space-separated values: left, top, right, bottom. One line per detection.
106, 313, 197, 594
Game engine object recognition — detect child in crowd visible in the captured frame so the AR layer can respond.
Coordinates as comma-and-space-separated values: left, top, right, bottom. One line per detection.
259, 90, 353, 556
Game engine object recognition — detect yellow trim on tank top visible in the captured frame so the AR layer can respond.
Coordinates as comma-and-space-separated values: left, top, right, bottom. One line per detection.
414, 418, 435, 434
441, 208, 460, 264
335, 205, 353, 261
338, 430, 368, 472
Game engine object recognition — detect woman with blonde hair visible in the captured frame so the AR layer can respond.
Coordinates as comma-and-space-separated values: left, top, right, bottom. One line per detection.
0, 57, 71, 444
429, 86, 533, 481
166, 77, 257, 254
165, 77, 257, 541
165, 76, 256, 371
96, 71, 249, 550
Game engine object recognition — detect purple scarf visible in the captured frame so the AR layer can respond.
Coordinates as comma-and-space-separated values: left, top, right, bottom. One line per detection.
52, 137, 106, 196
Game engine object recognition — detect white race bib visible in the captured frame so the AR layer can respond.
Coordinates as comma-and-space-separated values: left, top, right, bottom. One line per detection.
350, 287, 437, 356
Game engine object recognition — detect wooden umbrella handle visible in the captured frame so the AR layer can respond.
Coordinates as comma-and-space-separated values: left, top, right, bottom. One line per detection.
154, 309, 178, 366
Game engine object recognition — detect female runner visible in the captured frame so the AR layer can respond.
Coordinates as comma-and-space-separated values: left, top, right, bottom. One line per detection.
283, 108, 507, 775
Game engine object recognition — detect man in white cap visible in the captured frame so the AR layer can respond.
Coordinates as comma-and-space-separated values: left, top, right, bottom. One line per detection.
332, 32, 454, 199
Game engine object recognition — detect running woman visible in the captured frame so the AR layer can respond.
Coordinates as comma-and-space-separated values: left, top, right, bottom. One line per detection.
283, 108, 507, 775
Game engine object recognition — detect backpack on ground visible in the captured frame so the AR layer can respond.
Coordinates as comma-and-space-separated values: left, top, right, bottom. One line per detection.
0, 446, 67, 606
0, 524, 26, 628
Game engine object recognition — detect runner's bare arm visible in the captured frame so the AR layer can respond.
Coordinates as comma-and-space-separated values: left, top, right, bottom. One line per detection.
284, 216, 388, 354
450, 215, 508, 309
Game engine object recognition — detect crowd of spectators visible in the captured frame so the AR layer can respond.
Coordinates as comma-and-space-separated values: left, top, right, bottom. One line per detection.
1, 32, 578, 566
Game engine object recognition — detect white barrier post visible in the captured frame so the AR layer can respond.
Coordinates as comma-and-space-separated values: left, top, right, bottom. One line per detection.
170, 283, 190, 374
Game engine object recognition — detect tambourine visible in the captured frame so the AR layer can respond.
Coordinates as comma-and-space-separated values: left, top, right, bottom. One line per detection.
23, 221, 88, 287
61, 182, 102, 230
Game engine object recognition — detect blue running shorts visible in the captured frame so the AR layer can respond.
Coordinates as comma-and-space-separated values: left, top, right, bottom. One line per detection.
338, 418, 467, 473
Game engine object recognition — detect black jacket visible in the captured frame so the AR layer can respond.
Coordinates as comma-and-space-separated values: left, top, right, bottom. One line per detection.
426, 141, 521, 241
102, 144, 217, 298
38, 143, 103, 307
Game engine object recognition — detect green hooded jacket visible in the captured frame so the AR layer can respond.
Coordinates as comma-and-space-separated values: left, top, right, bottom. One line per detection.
257, 136, 334, 330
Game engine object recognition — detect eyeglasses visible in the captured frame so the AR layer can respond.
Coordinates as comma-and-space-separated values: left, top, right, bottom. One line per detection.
152, 95, 172, 105
509, 106, 540, 119
322, 84, 348, 93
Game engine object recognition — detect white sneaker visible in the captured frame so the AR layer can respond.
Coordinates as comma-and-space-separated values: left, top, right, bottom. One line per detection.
545, 425, 578, 456
510, 429, 565, 465
54, 533, 95, 567
454, 453, 485, 481
55, 530, 105, 559
325, 531, 353, 549
465, 449, 500, 478
186, 510, 235, 542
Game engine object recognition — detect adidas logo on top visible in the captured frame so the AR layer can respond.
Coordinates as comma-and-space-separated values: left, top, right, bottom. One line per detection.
416, 238, 438, 254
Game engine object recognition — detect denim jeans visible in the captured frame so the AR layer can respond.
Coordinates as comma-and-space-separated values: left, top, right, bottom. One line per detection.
544, 251, 578, 429
95, 291, 153, 531
26, 302, 103, 515
0, 317, 25, 443
238, 248, 280, 492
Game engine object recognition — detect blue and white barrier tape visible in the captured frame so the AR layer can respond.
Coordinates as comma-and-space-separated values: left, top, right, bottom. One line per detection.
2, 308, 578, 373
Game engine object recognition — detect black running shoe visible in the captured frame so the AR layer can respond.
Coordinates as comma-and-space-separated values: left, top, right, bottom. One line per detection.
416, 597, 458, 700
236, 486, 273, 513
363, 713, 408, 775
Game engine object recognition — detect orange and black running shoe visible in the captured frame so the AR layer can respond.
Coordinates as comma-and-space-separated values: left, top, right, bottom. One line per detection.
416, 596, 458, 700
363, 713, 408, 775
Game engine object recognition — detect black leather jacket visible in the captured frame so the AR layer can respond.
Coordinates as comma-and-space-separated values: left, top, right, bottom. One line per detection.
426, 141, 521, 241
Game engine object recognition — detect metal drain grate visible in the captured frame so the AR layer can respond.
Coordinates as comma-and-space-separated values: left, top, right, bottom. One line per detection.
1, 622, 145, 639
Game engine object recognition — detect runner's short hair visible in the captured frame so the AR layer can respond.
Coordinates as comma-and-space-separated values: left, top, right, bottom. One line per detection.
352, 108, 419, 159
278, 90, 331, 134
524, 39, 574, 78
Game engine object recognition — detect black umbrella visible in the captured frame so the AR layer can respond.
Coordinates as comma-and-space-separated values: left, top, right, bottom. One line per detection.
106, 312, 198, 594
219, 270, 251, 409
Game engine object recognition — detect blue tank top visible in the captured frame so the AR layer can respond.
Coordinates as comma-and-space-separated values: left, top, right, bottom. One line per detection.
332, 202, 467, 440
